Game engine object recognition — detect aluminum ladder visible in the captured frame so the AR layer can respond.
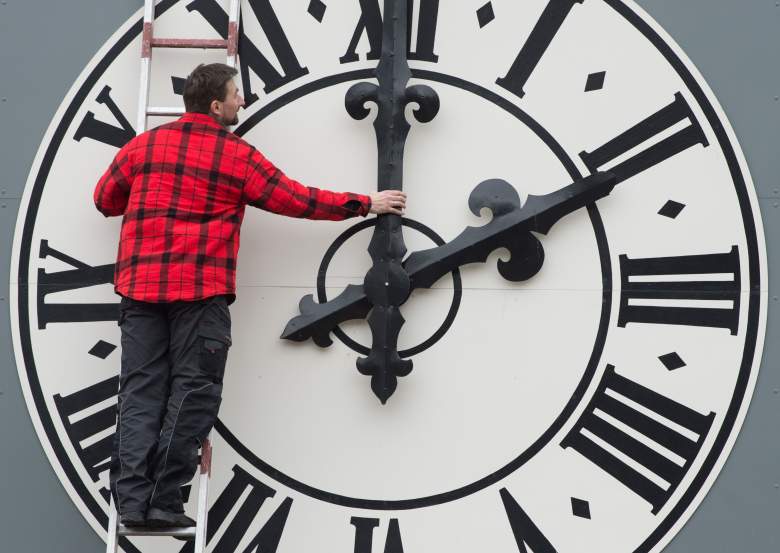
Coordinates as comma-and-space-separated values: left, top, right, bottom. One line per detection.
136, 0, 241, 133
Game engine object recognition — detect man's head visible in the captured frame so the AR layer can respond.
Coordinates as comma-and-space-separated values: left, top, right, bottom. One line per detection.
183, 63, 244, 126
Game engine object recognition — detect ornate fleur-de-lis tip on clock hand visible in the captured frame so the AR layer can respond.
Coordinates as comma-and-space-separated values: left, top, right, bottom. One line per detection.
282, 171, 616, 352
340, 0, 440, 404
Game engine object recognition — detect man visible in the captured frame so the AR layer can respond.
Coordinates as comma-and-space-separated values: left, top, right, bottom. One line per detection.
94, 63, 406, 528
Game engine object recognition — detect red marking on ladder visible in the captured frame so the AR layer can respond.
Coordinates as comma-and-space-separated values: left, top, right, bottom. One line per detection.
227, 21, 239, 58
142, 22, 153, 58
200, 438, 212, 476
152, 38, 228, 49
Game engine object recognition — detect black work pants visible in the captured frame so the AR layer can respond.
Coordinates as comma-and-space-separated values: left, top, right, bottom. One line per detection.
109, 294, 232, 515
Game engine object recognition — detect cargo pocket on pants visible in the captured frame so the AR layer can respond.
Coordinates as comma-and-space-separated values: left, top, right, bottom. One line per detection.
198, 325, 231, 384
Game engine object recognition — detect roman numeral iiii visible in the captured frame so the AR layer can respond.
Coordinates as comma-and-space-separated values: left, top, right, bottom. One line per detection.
561, 365, 714, 513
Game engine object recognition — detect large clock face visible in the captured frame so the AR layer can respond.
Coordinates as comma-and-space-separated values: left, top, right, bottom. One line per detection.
10, 1, 767, 552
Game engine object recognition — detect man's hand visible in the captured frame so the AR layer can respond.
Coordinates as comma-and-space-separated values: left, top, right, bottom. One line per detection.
369, 190, 407, 215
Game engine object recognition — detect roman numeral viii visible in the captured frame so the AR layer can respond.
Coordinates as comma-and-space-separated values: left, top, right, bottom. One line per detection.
37, 240, 117, 329
580, 92, 708, 184
179, 464, 292, 553
619, 246, 740, 335
54, 375, 119, 502
561, 365, 715, 513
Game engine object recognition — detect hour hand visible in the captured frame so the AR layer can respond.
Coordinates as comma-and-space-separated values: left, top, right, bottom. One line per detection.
404, 171, 616, 290
281, 172, 615, 345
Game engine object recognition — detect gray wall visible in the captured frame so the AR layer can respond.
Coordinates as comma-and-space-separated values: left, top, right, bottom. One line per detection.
0, 1, 777, 551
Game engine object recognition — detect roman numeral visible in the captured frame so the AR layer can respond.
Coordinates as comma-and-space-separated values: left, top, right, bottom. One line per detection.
351, 516, 405, 553
179, 464, 292, 553
500, 489, 557, 553
496, 0, 585, 98
580, 92, 708, 184
619, 246, 740, 334
340, 0, 440, 64
53, 376, 119, 502
561, 365, 715, 513
37, 240, 117, 329
72, 85, 135, 148
187, 0, 309, 107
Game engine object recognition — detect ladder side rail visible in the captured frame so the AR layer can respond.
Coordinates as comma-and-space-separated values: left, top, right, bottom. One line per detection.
136, 0, 155, 133
106, 495, 119, 553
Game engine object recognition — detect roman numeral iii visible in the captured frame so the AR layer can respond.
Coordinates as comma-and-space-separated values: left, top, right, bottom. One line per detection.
619, 246, 740, 334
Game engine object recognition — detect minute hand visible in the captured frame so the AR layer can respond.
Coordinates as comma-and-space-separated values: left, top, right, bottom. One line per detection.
404, 171, 616, 290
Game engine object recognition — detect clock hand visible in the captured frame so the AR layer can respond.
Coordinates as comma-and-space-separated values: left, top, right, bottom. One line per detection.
342, 0, 440, 404
282, 171, 615, 344
405, 171, 616, 290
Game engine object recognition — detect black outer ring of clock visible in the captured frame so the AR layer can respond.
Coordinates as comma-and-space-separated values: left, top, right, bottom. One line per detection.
13, 2, 762, 552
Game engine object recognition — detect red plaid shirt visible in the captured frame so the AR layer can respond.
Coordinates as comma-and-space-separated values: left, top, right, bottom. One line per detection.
94, 112, 371, 304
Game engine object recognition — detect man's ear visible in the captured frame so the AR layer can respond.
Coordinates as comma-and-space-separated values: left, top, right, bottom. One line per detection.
210, 99, 221, 117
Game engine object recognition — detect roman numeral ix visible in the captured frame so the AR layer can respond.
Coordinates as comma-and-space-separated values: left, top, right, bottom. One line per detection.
37, 240, 117, 329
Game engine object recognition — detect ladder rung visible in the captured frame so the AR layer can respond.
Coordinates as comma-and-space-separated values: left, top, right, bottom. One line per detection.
118, 525, 196, 539
147, 107, 186, 116
152, 38, 228, 49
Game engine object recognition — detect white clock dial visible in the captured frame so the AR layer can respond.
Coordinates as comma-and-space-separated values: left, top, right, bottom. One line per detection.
10, 1, 766, 552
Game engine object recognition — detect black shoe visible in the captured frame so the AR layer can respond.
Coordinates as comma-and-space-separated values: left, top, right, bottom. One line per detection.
146, 507, 196, 528
119, 511, 146, 528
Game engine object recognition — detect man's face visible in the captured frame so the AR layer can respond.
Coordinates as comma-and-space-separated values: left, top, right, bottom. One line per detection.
212, 79, 245, 127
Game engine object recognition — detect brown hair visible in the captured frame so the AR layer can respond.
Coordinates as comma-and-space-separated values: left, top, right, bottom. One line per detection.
183, 63, 239, 114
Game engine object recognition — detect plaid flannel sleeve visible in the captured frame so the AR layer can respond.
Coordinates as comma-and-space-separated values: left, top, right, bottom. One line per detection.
243, 148, 371, 220
93, 142, 135, 217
